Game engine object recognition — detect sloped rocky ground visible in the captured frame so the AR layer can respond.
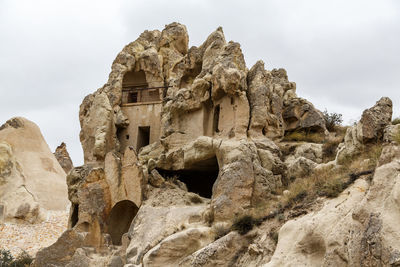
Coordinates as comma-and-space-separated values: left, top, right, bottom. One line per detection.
0, 210, 68, 257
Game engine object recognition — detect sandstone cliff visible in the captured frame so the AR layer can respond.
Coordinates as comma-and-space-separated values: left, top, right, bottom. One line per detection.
33, 23, 399, 267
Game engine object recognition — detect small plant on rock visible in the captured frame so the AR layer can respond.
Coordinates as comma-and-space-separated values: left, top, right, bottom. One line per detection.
212, 223, 230, 240
0, 249, 13, 266
269, 230, 279, 245
232, 215, 260, 235
392, 117, 400, 125
394, 129, 400, 144
323, 109, 343, 132
189, 194, 203, 204
0, 249, 33, 267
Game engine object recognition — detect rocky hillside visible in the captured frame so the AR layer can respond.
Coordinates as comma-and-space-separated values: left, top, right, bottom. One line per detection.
33, 23, 400, 266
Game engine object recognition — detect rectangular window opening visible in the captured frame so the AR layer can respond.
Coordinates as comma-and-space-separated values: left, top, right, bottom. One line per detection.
137, 126, 150, 152
128, 92, 138, 103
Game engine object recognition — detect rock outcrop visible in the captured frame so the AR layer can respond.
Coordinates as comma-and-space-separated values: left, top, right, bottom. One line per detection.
54, 142, 74, 174
0, 117, 69, 222
336, 97, 393, 164
266, 144, 400, 266
34, 23, 398, 267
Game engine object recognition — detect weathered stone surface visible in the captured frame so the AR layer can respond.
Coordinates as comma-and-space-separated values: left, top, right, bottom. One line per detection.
336, 97, 393, 164
384, 124, 400, 143
357, 97, 393, 143
105, 147, 144, 208
265, 144, 400, 266
126, 204, 207, 265
80, 92, 115, 163
143, 226, 214, 266
0, 117, 68, 222
33, 229, 85, 267
286, 156, 317, 179
180, 231, 248, 267
36, 22, 400, 267
283, 97, 327, 134
54, 142, 74, 173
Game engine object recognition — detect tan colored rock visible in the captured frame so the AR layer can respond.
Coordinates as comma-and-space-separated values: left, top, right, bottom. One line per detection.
283, 97, 327, 134
126, 204, 207, 265
105, 147, 144, 208
42, 23, 400, 267
384, 124, 400, 143
265, 144, 400, 266
357, 97, 393, 143
79, 92, 115, 163
0, 117, 68, 222
54, 142, 74, 173
336, 97, 393, 164
180, 231, 248, 267
285, 143, 323, 164
286, 156, 317, 179
33, 229, 85, 267
143, 226, 214, 266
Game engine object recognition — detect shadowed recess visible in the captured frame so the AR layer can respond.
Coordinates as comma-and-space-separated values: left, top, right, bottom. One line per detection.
157, 156, 219, 198
107, 200, 139, 245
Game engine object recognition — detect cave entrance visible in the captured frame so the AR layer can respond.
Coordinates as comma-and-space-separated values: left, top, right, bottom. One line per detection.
70, 204, 79, 228
137, 126, 150, 152
157, 156, 219, 198
107, 200, 139, 245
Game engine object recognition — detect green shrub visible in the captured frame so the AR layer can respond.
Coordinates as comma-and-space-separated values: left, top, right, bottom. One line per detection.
13, 251, 33, 267
392, 117, 400, 125
323, 110, 343, 132
189, 194, 203, 204
232, 215, 259, 235
0, 249, 13, 266
316, 177, 344, 198
0, 249, 33, 267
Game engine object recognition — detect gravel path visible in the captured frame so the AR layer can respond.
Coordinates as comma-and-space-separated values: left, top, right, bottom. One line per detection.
0, 210, 68, 258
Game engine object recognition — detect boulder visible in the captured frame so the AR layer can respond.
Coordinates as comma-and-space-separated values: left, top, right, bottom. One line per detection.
126, 204, 207, 265
283, 97, 327, 134
142, 226, 214, 266
0, 117, 68, 222
336, 97, 393, 164
286, 156, 317, 179
357, 97, 393, 143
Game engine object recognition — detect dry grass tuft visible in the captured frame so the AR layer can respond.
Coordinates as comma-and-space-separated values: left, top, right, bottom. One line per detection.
245, 143, 382, 225
283, 131, 325, 143
392, 117, 400, 125
394, 129, 400, 144
212, 223, 231, 240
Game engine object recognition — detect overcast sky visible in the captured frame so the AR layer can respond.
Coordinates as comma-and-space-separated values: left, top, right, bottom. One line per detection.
1, 0, 399, 166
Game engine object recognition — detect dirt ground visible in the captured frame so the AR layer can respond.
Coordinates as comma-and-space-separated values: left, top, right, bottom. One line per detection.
0, 210, 68, 258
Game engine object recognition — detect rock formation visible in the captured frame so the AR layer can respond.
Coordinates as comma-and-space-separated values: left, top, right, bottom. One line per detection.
33, 23, 398, 266
54, 142, 74, 174
0, 117, 69, 222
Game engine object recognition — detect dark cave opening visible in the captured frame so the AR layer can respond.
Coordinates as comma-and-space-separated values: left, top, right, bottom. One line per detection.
71, 204, 79, 228
157, 156, 219, 198
107, 200, 139, 245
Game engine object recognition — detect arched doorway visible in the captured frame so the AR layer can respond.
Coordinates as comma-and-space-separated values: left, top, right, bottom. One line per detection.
107, 200, 139, 245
